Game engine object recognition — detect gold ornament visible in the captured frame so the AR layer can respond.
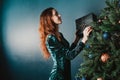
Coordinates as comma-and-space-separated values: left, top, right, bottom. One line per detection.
118, 20, 120, 24
97, 77, 103, 80
101, 53, 110, 63
98, 19, 102, 23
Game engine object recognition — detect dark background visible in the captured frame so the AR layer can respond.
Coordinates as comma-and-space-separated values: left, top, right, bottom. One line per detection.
0, 0, 11, 80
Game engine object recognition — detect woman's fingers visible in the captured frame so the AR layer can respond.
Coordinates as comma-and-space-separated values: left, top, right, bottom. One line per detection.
84, 26, 92, 36
88, 28, 92, 34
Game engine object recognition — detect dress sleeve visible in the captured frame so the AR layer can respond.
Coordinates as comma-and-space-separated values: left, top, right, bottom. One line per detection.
46, 34, 85, 60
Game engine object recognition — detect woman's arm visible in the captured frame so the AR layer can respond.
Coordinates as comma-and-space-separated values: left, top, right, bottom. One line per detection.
70, 26, 92, 50
46, 26, 92, 60
46, 34, 84, 60
66, 26, 92, 59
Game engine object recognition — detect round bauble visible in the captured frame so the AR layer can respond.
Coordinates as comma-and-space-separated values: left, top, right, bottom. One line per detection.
98, 19, 102, 23
82, 76, 86, 80
86, 44, 90, 48
103, 32, 110, 39
118, 20, 120, 24
88, 54, 93, 59
97, 77, 103, 80
101, 53, 110, 63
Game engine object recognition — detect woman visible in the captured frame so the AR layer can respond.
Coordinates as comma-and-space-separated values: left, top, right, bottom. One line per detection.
39, 7, 92, 80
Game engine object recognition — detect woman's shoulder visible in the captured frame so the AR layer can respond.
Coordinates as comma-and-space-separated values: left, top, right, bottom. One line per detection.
47, 34, 55, 38
46, 34, 57, 42
46, 32, 63, 42
47, 32, 62, 39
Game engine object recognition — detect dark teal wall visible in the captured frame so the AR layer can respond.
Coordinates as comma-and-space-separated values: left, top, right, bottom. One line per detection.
0, 0, 12, 80
1, 0, 106, 80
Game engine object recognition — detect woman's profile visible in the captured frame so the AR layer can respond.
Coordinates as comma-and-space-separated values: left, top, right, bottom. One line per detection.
39, 7, 92, 80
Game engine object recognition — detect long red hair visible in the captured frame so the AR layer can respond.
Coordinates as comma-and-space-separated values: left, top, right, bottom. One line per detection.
39, 7, 61, 59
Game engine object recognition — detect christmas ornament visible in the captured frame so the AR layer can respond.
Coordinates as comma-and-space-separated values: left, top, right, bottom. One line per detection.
82, 76, 86, 80
101, 53, 110, 63
86, 44, 90, 48
88, 54, 93, 59
75, 77, 80, 80
98, 19, 102, 23
103, 32, 110, 39
97, 77, 103, 80
104, 16, 107, 19
118, 20, 120, 24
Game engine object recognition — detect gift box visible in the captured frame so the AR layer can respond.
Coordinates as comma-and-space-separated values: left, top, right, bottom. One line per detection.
75, 13, 97, 37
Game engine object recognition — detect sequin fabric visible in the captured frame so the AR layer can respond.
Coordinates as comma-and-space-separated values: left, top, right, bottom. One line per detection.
46, 33, 85, 80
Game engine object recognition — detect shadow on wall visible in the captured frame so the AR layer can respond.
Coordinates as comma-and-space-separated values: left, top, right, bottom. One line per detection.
0, 0, 12, 80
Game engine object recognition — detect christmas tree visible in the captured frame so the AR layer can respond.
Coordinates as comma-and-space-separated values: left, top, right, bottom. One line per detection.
76, 0, 120, 80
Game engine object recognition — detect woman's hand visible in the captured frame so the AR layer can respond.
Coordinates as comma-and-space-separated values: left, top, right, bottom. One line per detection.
81, 26, 92, 43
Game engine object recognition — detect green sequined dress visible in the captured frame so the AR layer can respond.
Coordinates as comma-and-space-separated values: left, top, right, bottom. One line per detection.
46, 33, 85, 80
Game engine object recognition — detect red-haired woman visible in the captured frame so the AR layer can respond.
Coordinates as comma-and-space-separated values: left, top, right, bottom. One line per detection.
39, 7, 92, 80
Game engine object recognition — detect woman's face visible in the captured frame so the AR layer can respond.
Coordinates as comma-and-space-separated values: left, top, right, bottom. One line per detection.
51, 9, 62, 25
